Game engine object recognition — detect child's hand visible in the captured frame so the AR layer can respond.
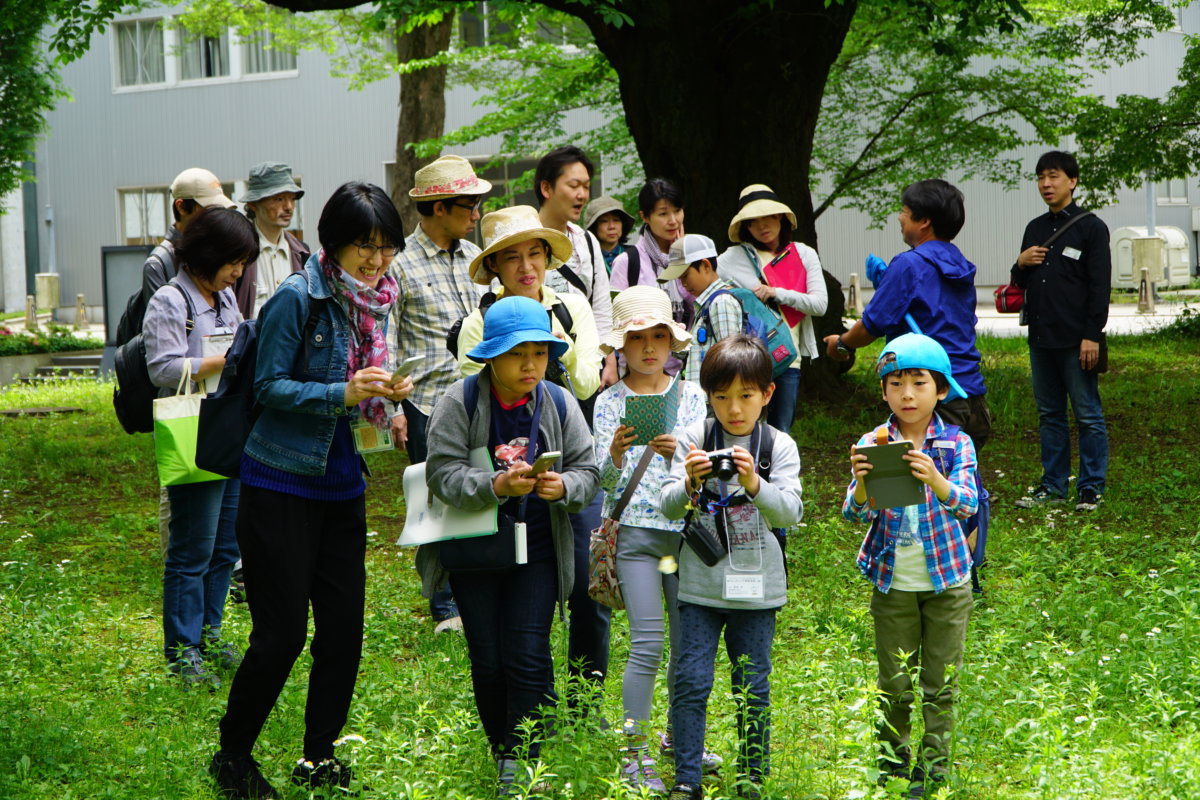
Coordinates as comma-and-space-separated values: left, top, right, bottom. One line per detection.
903, 449, 951, 501
609, 424, 636, 466
649, 434, 676, 460
535, 471, 565, 502
494, 462, 537, 497
850, 445, 871, 504
684, 445, 712, 489
731, 445, 761, 497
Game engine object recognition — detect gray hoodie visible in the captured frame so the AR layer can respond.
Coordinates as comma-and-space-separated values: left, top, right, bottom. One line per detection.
661, 419, 803, 610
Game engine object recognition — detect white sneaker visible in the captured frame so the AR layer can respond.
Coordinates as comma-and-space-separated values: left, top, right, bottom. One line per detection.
434, 615, 463, 634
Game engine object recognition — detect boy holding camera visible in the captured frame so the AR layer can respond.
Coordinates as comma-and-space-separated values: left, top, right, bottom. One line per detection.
843, 333, 978, 798
661, 334, 804, 800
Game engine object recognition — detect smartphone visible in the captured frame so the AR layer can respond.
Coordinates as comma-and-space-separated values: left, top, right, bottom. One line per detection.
523, 450, 561, 477
390, 355, 424, 383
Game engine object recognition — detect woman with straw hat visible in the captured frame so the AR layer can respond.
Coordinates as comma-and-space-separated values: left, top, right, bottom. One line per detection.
717, 184, 828, 432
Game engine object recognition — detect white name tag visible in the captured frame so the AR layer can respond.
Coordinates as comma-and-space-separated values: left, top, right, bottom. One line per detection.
1062, 246, 1082, 260
933, 440, 955, 450
724, 573, 764, 600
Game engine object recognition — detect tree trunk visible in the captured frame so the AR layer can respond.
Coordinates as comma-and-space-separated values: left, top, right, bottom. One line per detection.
392, 15, 455, 232
552, 0, 857, 251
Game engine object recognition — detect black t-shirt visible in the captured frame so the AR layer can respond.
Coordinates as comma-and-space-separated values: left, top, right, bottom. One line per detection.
489, 391, 554, 565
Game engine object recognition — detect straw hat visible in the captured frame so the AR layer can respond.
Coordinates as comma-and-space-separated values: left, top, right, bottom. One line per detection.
409, 155, 492, 200
581, 195, 635, 233
727, 183, 797, 243
601, 285, 691, 354
468, 206, 572, 285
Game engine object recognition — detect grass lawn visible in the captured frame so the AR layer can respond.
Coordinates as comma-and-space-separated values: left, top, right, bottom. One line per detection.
1, 325, 1197, 800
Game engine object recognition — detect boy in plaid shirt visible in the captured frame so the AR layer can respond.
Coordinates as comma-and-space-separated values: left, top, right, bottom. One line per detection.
843, 333, 978, 798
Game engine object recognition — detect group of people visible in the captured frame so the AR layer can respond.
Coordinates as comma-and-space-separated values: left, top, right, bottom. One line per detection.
133, 145, 1110, 800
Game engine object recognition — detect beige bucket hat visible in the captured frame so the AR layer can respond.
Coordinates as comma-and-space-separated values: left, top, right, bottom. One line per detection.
581, 195, 636, 233
727, 183, 797, 243
409, 155, 493, 200
602, 285, 691, 354
468, 206, 573, 285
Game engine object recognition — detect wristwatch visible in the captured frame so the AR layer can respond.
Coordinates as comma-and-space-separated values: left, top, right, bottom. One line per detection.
835, 335, 851, 356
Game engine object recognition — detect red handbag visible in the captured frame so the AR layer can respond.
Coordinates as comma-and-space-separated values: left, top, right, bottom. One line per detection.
994, 283, 1024, 313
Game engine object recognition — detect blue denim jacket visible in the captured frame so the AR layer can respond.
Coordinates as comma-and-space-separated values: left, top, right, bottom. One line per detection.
246, 255, 382, 476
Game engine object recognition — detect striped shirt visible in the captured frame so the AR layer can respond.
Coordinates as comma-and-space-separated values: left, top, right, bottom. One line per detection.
684, 279, 743, 384
842, 414, 978, 593
388, 225, 484, 415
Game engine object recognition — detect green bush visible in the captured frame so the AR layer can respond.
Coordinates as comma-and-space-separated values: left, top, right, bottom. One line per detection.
0, 323, 102, 357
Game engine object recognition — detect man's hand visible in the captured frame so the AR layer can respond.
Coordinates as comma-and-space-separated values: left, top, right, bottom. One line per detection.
823, 334, 851, 361
1079, 338, 1100, 370
391, 413, 408, 452
1017, 246, 1047, 269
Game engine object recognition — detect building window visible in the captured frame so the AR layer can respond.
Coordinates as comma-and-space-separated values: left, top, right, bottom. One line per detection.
244, 31, 297, 74
118, 183, 236, 245
115, 19, 165, 87
179, 30, 230, 80
1156, 177, 1187, 205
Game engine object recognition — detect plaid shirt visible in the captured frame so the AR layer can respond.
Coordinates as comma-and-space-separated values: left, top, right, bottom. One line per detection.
842, 413, 978, 593
388, 226, 484, 415
684, 279, 743, 383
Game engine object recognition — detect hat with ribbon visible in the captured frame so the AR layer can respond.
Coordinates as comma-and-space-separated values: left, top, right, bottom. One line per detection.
727, 183, 797, 244
468, 206, 572, 285
602, 285, 691, 354
409, 155, 492, 201
239, 161, 305, 204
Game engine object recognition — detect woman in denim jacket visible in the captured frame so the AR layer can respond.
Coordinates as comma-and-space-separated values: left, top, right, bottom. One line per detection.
210, 183, 413, 800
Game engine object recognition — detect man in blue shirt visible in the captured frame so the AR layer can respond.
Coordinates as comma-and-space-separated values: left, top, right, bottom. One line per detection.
823, 179, 992, 451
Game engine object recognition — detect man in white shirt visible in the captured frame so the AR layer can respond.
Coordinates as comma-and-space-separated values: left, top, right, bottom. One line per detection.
235, 162, 311, 319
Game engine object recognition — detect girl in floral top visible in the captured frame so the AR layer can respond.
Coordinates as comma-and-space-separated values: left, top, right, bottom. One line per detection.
594, 286, 706, 791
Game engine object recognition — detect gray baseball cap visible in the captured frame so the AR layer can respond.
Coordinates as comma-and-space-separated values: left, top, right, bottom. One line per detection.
240, 161, 304, 204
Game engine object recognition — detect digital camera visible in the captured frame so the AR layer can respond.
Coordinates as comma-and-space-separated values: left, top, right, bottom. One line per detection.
706, 448, 738, 482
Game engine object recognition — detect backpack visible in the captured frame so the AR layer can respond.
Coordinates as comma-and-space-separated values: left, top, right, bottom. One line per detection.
461, 370, 568, 426
195, 273, 324, 478
115, 242, 177, 347
698, 419, 790, 568
112, 283, 192, 434
929, 424, 990, 594
698, 287, 798, 379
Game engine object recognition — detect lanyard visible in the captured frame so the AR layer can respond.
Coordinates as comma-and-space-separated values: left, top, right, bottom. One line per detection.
490, 382, 544, 523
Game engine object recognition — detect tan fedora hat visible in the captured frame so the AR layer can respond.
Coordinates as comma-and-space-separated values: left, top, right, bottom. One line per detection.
409, 155, 492, 200
602, 285, 691, 354
468, 206, 573, 285
727, 183, 797, 243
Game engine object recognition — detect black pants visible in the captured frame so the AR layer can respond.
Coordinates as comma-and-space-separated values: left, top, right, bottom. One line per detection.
937, 395, 993, 453
218, 484, 367, 762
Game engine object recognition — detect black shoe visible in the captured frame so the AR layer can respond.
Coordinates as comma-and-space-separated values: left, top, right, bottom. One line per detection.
668, 783, 703, 800
907, 766, 946, 799
877, 748, 912, 787
291, 757, 357, 793
168, 646, 220, 689
1014, 485, 1067, 508
230, 562, 247, 603
1075, 487, 1102, 512
202, 638, 243, 671
210, 751, 279, 799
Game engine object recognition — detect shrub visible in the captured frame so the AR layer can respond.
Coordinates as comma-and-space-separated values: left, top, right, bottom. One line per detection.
0, 323, 102, 357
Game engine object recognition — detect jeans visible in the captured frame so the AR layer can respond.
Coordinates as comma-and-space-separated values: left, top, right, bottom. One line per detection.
766, 368, 800, 433
1029, 344, 1108, 496
616, 525, 682, 733
404, 400, 461, 622
567, 493, 612, 697
163, 479, 240, 659
673, 603, 776, 785
871, 583, 973, 775
219, 485, 367, 762
450, 560, 559, 759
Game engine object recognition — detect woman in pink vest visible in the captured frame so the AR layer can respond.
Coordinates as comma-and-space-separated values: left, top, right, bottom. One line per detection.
716, 184, 828, 431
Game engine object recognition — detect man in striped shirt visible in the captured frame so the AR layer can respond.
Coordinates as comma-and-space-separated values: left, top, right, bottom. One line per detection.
388, 155, 491, 634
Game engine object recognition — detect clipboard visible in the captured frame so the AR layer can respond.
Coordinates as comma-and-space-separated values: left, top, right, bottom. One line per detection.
858, 427, 925, 509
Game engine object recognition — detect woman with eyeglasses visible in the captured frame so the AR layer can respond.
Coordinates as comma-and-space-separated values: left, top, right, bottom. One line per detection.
210, 182, 413, 800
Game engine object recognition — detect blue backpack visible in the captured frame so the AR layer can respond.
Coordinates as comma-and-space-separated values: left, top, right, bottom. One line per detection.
698, 287, 798, 379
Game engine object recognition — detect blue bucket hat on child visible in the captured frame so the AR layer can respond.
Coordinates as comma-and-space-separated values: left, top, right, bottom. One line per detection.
876, 333, 968, 401
465, 295, 570, 363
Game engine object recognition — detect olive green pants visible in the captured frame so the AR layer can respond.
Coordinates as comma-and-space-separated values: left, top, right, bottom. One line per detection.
870, 582, 972, 775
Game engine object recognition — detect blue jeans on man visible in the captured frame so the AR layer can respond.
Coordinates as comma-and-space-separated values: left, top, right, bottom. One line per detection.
766, 368, 801, 433
163, 478, 240, 659
404, 400, 460, 623
1029, 344, 1108, 496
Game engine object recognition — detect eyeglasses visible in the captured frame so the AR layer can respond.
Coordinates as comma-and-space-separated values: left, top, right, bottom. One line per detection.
355, 242, 399, 260
452, 199, 483, 213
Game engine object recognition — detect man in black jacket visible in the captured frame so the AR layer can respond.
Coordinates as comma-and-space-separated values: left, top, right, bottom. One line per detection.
1011, 151, 1110, 512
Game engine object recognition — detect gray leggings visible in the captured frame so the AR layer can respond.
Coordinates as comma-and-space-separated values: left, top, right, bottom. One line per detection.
616, 524, 682, 734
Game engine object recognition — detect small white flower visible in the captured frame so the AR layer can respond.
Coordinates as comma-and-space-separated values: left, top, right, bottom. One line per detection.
1148, 569, 1159, 579
334, 734, 366, 745
657, 555, 678, 574
1065, 649, 1075, 656
1074, 715, 1088, 724
1119, 633, 1129, 642
1042, 610, 1050, 619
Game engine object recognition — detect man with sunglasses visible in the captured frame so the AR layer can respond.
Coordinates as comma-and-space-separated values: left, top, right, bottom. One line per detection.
388, 155, 492, 634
